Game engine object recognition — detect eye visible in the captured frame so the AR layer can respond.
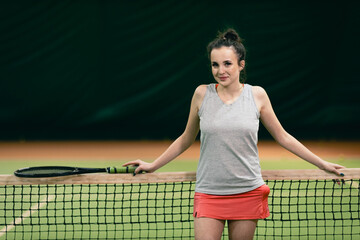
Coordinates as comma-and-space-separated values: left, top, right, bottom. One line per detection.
224, 61, 232, 66
211, 62, 219, 68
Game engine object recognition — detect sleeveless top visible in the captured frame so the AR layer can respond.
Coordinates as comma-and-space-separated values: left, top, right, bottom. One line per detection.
195, 83, 265, 195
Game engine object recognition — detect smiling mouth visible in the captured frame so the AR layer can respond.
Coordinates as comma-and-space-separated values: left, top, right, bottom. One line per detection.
219, 76, 228, 80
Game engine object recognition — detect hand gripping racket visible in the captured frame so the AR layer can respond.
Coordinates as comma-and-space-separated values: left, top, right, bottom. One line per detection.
14, 166, 139, 178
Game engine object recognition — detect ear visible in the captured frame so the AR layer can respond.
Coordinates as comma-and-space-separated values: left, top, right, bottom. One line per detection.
239, 60, 245, 71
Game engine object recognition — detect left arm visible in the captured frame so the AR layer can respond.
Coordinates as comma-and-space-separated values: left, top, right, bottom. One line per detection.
252, 86, 345, 176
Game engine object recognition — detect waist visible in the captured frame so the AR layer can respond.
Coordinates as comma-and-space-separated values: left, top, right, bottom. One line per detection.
195, 178, 265, 195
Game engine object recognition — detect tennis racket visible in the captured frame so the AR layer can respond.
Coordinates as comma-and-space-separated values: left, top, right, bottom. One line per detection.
14, 166, 139, 178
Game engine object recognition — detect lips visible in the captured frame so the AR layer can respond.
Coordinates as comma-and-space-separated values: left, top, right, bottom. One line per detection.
219, 76, 228, 81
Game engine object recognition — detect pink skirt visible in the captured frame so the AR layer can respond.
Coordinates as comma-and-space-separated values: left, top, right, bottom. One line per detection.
193, 184, 270, 220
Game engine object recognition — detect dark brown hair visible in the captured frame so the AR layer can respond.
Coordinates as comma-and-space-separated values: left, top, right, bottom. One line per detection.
207, 29, 247, 82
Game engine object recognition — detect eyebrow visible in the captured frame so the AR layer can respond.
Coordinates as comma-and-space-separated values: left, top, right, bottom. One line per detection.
211, 60, 232, 64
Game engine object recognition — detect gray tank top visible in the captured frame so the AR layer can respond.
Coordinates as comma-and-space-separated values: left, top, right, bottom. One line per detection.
195, 83, 265, 195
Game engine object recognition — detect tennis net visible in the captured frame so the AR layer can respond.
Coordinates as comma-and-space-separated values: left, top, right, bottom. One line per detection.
0, 169, 359, 239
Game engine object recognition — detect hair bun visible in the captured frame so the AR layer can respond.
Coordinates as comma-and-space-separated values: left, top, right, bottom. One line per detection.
223, 29, 242, 43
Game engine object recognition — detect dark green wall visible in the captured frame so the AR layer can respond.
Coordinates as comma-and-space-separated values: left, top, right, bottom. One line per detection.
1, 1, 359, 140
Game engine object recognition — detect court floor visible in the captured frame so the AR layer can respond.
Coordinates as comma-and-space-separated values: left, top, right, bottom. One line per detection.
0, 140, 359, 160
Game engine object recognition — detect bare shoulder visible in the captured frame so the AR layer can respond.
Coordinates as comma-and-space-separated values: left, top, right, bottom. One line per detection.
251, 85, 269, 112
251, 85, 267, 98
194, 84, 208, 97
192, 84, 208, 110
193, 84, 208, 102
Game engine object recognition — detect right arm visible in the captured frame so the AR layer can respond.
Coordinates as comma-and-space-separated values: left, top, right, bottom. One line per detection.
123, 85, 207, 174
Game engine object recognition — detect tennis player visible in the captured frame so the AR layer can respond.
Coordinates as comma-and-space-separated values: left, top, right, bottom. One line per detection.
124, 29, 345, 240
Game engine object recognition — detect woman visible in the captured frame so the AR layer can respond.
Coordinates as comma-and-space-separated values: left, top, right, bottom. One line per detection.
123, 29, 345, 240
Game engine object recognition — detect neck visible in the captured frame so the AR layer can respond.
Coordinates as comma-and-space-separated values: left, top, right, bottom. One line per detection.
218, 81, 243, 94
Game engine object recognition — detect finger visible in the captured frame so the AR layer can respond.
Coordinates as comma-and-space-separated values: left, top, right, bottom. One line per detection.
331, 168, 345, 177
122, 160, 141, 167
335, 179, 340, 186
335, 164, 346, 169
133, 166, 145, 176
135, 166, 143, 174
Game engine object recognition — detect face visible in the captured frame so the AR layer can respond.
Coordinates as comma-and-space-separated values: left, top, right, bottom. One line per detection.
210, 46, 245, 87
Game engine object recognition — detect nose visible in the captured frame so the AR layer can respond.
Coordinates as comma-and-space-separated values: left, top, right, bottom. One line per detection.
218, 65, 226, 74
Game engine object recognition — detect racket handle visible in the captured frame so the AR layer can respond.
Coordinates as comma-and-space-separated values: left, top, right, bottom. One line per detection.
107, 166, 138, 174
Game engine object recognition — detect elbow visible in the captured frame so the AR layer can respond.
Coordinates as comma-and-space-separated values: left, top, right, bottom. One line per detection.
179, 125, 199, 150
182, 133, 197, 149
177, 132, 196, 150
274, 131, 292, 148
